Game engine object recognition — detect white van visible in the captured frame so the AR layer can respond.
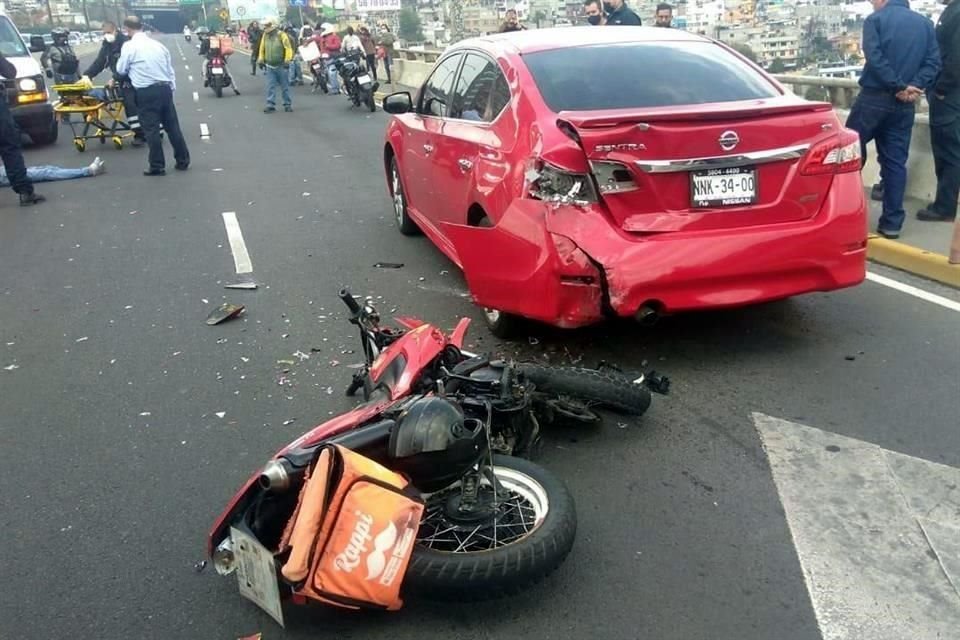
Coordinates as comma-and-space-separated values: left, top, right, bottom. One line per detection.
0, 14, 58, 144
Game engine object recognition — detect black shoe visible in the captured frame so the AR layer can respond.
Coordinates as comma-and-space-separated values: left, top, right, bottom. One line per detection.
175, 163, 190, 171
284, 105, 293, 112
876, 227, 900, 240
19, 192, 45, 206
264, 106, 276, 113
143, 169, 166, 176
131, 136, 145, 148
917, 207, 956, 222
870, 183, 884, 202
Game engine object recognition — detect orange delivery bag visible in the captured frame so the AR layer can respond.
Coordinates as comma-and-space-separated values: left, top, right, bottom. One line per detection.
278, 444, 424, 610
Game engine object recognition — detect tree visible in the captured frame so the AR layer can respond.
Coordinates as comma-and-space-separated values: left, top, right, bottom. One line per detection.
805, 86, 830, 102
729, 43, 757, 63
768, 58, 786, 74
398, 7, 424, 42
533, 9, 547, 28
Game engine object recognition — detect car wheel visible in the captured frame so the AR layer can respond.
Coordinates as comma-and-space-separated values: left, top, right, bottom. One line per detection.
391, 156, 419, 236
30, 120, 59, 146
484, 308, 525, 339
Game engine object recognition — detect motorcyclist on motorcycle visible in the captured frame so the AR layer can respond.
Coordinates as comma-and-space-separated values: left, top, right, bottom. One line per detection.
41, 28, 80, 84
311, 23, 341, 94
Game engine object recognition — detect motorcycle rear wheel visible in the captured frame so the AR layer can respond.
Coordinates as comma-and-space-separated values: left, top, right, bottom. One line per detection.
212, 75, 223, 98
404, 455, 576, 601
518, 364, 652, 416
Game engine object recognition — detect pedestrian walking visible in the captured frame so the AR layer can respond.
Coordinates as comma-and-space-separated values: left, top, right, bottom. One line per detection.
845, 0, 940, 239
248, 21, 263, 76
584, 0, 606, 25
116, 16, 190, 176
603, 0, 642, 25
81, 21, 145, 147
258, 20, 294, 113
0, 51, 44, 206
377, 24, 395, 84
2, 157, 105, 188
917, 0, 960, 223
655, 3, 674, 27
359, 26, 378, 80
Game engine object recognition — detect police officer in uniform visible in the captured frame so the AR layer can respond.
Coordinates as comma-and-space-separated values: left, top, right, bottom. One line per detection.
0, 52, 44, 206
81, 21, 145, 147
116, 16, 190, 176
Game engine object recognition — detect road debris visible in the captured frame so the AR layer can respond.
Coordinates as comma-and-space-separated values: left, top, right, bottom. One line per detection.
283, 419, 296, 426
206, 303, 245, 326
194, 560, 207, 573
845, 355, 856, 361
237, 633, 262, 640
215, 412, 226, 418
528, 337, 540, 346
374, 262, 404, 269
225, 281, 258, 290
276, 359, 295, 366
4, 364, 19, 371
329, 360, 340, 367
292, 350, 310, 361
139, 411, 151, 417
75, 336, 89, 343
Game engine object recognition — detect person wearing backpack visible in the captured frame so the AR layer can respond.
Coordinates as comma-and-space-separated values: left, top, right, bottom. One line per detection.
258, 19, 294, 112
41, 28, 80, 84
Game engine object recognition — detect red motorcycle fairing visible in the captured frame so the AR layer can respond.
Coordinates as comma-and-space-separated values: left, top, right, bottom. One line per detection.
207, 317, 471, 555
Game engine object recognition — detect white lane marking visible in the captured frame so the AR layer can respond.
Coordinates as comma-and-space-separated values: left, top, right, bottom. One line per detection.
200, 123, 210, 138
192, 91, 199, 102
221, 212, 254, 274
754, 413, 960, 640
866, 271, 960, 313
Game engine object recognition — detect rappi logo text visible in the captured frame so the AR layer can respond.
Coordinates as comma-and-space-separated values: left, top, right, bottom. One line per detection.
333, 511, 374, 573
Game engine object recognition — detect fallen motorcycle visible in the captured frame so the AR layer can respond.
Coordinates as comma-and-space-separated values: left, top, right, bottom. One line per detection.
208, 289, 664, 623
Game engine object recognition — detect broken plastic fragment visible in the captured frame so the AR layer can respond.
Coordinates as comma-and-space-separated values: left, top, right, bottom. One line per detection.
373, 262, 404, 269
206, 303, 245, 326
293, 350, 310, 361
139, 411, 151, 417
283, 419, 296, 426
75, 336, 89, 343
3, 364, 19, 371
215, 411, 226, 418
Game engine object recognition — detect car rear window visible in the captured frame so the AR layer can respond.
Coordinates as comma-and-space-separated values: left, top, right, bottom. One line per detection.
523, 42, 779, 112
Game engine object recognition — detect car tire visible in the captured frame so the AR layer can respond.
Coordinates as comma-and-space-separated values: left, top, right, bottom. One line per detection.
30, 119, 59, 146
484, 308, 525, 339
390, 156, 419, 236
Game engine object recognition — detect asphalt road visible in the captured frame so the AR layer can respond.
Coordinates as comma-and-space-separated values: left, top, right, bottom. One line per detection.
1, 36, 958, 640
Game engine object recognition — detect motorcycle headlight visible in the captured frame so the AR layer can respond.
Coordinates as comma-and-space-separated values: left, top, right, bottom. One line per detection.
18, 77, 38, 92
213, 537, 237, 576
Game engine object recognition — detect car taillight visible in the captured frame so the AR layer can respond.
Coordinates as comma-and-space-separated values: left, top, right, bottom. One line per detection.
525, 160, 597, 205
800, 130, 862, 176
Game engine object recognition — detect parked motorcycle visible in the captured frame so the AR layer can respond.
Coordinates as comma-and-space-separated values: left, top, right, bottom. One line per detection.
334, 51, 377, 112
209, 289, 664, 620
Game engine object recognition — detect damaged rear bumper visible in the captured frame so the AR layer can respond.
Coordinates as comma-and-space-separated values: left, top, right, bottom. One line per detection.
442, 180, 867, 327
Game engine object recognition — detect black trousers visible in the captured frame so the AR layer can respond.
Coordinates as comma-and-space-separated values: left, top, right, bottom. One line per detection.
120, 83, 143, 137
365, 53, 377, 81
0, 99, 32, 195
930, 98, 960, 219
251, 50, 259, 74
134, 83, 189, 171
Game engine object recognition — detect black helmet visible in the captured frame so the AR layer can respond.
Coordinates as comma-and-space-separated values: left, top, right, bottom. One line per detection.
387, 397, 487, 492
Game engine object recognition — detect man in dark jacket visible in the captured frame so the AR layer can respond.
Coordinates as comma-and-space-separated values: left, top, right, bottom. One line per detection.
248, 21, 263, 75
0, 52, 44, 206
604, 0, 642, 25
81, 22, 144, 146
918, 0, 960, 222
846, 0, 940, 238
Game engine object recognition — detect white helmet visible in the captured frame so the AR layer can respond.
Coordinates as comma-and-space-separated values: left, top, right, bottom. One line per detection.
320, 22, 335, 36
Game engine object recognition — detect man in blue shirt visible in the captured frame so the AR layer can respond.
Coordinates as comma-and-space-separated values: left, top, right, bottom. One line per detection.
846, 0, 940, 239
116, 16, 190, 176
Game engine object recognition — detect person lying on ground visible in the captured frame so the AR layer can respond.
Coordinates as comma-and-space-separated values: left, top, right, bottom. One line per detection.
0, 157, 105, 188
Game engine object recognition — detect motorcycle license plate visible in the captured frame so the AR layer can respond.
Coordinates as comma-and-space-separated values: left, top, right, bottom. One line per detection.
231, 526, 285, 627
356, 74, 371, 84
312, 64, 322, 71
210, 67, 225, 75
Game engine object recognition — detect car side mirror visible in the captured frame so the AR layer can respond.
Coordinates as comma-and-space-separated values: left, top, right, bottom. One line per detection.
383, 91, 412, 114
29, 35, 46, 52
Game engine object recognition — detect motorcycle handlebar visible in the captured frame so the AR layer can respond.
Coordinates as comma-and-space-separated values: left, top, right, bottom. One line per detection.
339, 288, 362, 315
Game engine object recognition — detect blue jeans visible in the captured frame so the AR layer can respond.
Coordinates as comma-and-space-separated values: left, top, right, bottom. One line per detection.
325, 60, 340, 93
288, 55, 303, 84
0, 165, 89, 187
264, 65, 291, 108
845, 90, 915, 232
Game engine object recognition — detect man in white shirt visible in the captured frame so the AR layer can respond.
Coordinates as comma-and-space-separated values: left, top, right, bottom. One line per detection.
116, 16, 190, 176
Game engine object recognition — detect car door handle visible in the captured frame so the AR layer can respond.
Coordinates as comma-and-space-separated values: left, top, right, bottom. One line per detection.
458, 158, 473, 171
423, 144, 434, 154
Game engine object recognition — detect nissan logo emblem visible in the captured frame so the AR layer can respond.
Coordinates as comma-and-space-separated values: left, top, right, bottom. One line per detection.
719, 131, 740, 151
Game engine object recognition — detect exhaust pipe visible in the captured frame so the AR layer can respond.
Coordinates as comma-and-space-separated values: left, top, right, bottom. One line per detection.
635, 304, 660, 327
258, 459, 294, 492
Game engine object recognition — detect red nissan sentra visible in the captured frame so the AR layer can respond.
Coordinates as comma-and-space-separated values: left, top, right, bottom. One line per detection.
381, 27, 867, 337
